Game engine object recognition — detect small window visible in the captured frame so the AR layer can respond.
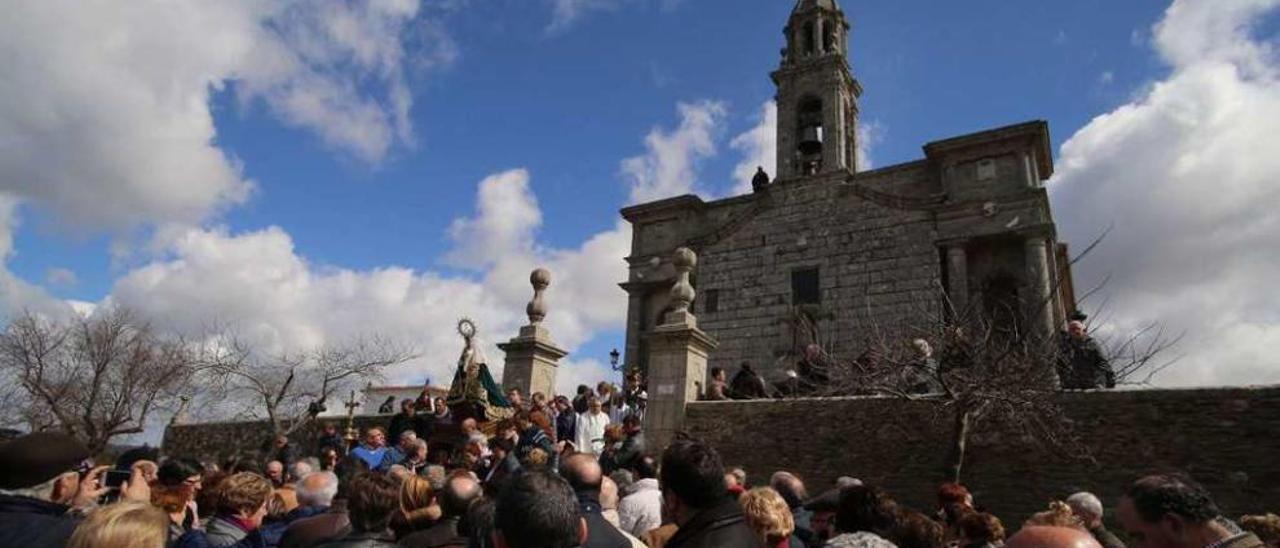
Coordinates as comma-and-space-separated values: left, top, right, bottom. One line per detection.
703, 289, 720, 314
791, 268, 820, 305
976, 159, 997, 181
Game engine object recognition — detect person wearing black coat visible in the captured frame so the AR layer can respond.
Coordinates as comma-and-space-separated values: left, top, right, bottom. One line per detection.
729, 362, 770, 399
560, 453, 631, 548
388, 400, 433, 447
1057, 321, 1116, 390
660, 435, 762, 548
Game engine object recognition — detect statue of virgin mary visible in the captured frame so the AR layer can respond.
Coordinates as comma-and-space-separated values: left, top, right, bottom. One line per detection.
445, 319, 512, 422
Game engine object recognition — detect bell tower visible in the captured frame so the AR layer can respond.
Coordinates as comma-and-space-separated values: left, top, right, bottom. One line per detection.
772, 0, 862, 179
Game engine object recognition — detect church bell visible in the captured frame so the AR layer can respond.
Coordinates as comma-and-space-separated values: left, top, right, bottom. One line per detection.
798, 125, 824, 155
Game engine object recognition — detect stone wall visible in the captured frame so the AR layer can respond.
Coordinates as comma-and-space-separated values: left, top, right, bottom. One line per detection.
684, 386, 1280, 525
693, 168, 942, 375
621, 123, 1064, 385
163, 415, 397, 464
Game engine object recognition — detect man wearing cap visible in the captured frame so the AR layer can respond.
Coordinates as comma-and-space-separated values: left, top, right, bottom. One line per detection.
0, 432, 150, 547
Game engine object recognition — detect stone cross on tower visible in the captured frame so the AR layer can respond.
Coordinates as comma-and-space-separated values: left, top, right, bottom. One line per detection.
499, 267, 568, 399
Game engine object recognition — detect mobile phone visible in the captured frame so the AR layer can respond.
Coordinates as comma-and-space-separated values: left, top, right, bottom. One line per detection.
99, 469, 131, 504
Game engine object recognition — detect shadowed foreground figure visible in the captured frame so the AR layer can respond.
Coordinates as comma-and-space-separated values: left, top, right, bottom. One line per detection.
1006, 526, 1102, 548
1117, 474, 1266, 548
493, 470, 586, 548
661, 434, 762, 548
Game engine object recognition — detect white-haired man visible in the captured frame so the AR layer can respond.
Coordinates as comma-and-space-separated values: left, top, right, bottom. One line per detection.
292, 471, 338, 520
1067, 491, 1126, 548
289, 460, 314, 484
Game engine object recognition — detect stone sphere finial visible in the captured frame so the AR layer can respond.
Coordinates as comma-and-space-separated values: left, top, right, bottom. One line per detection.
669, 247, 697, 314
527, 267, 551, 325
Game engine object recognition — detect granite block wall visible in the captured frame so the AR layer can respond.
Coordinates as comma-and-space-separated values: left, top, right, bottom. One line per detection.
684, 386, 1280, 525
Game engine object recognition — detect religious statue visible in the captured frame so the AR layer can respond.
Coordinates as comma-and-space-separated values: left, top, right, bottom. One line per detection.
446, 319, 512, 422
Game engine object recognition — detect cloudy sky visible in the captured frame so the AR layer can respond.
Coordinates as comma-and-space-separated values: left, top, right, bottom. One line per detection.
1, 0, 1278, 413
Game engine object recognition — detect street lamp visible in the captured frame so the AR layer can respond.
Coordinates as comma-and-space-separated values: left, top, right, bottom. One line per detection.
609, 348, 627, 391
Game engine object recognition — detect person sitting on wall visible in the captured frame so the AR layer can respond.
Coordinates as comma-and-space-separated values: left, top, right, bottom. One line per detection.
1057, 321, 1115, 390
702, 367, 730, 401
795, 344, 831, 396
898, 339, 943, 395
729, 362, 769, 400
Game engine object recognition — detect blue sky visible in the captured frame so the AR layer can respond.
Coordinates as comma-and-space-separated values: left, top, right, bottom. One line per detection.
11, 0, 1169, 294
3, 0, 1279, 398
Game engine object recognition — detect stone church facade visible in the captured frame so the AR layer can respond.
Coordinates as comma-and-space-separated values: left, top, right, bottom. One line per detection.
619, 0, 1076, 379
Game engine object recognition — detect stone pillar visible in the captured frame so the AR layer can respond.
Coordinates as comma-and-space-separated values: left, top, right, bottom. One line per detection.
499, 268, 568, 399
946, 244, 969, 314
1024, 237, 1056, 338
644, 247, 718, 451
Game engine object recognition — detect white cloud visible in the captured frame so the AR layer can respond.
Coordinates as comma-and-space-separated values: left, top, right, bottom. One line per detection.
729, 101, 778, 196
103, 164, 632, 391
1049, 0, 1280, 387
44, 268, 77, 288
447, 169, 543, 270
855, 120, 885, 171
547, 0, 627, 32
622, 100, 727, 204
0, 0, 449, 237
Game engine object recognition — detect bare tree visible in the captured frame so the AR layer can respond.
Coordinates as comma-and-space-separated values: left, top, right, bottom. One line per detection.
0, 308, 202, 454
206, 335, 416, 438
789, 278, 1177, 484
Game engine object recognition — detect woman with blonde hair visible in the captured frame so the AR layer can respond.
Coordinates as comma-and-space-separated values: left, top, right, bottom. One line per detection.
740, 486, 802, 548
391, 474, 441, 540
68, 501, 170, 548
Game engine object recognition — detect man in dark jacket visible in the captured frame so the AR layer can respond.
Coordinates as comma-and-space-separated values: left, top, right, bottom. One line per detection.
494, 470, 587, 548
1058, 321, 1116, 389
661, 434, 762, 548
561, 453, 632, 548
729, 362, 769, 399
389, 399, 432, 446
400, 474, 481, 548
554, 396, 577, 446
0, 432, 151, 548
314, 472, 399, 548
318, 423, 346, 454
267, 434, 300, 469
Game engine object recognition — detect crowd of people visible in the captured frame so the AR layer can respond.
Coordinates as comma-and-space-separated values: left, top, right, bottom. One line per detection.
0, 372, 1277, 548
